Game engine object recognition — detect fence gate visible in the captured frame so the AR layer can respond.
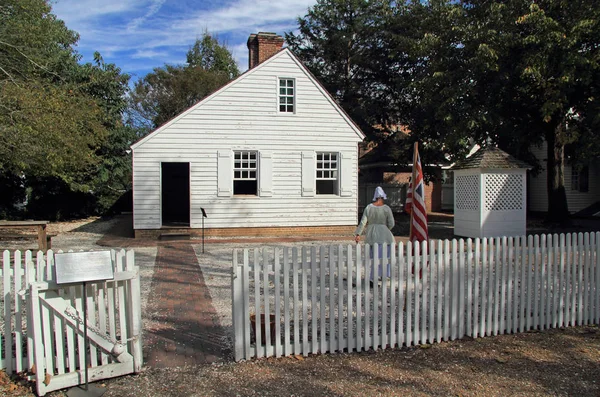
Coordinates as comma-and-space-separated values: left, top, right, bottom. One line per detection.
1, 249, 142, 396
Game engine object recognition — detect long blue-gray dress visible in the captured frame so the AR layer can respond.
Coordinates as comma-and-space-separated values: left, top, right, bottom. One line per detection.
354, 203, 395, 280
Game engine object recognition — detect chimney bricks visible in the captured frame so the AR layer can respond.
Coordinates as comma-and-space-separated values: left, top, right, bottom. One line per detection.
247, 32, 285, 69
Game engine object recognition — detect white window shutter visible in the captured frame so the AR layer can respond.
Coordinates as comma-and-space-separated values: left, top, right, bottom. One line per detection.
340, 152, 353, 197
301, 151, 315, 197
259, 151, 273, 197
217, 150, 232, 197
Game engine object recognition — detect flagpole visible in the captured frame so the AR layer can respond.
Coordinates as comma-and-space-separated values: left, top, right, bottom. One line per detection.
409, 142, 418, 241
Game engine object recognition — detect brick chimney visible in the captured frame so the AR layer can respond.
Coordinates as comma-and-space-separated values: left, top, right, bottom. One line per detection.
247, 32, 285, 69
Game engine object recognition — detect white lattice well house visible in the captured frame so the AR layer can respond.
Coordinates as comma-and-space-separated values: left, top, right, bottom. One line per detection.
451, 146, 532, 238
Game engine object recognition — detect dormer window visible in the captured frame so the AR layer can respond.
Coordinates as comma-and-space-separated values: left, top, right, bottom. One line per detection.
279, 78, 295, 113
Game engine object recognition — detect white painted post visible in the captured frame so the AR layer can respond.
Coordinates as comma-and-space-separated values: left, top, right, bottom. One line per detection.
595, 232, 600, 325
405, 243, 413, 346
487, 238, 494, 336
283, 248, 291, 357
421, 241, 428, 344
389, 243, 397, 348
519, 236, 527, 332
413, 242, 420, 345
232, 250, 243, 361
436, 240, 443, 343
373, 244, 380, 350
338, 245, 344, 352
356, 244, 363, 351
500, 236, 507, 335
444, 240, 451, 341
584, 233, 590, 325
428, 241, 435, 344
253, 249, 262, 357
310, 247, 318, 355
291, 248, 299, 356
126, 250, 143, 371
364, 244, 371, 350
3, 250, 13, 374
480, 238, 487, 337
319, 246, 327, 353
512, 237, 520, 333
526, 235, 534, 330
493, 237, 501, 336
243, 250, 251, 359
578, 233, 584, 325
25, 251, 36, 372
458, 239, 465, 339
451, 239, 458, 340
348, 245, 355, 352
329, 245, 335, 353
30, 283, 47, 397
397, 243, 405, 346
301, 247, 308, 357
274, 248, 282, 358
474, 238, 481, 338
507, 237, 513, 334
467, 239, 473, 338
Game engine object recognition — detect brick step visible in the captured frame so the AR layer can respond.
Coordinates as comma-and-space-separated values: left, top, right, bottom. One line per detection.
159, 233, 191, 241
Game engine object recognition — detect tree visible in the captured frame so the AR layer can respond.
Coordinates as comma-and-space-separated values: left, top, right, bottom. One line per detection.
285, 0, 395, 142
130, 33, 240, 130
0, 0, 135, 218
394, 0, 600, 223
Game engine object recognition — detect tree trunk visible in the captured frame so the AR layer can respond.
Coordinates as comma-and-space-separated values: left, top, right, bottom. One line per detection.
545, 125, 570, 225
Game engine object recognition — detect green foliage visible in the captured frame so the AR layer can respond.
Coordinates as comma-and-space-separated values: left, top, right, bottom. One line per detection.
285, 0, 395, 142
131, 33, 240, 130
0, 0, 134, 219
406, 0, 599, 221
187, 33, 240, 79
288, 0, 599, 221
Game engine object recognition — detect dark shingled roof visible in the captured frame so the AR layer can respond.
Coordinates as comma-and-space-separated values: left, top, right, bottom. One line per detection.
451, 146, 532, 170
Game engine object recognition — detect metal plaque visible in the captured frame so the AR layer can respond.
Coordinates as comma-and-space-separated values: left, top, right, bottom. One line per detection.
55, 251, 115, 284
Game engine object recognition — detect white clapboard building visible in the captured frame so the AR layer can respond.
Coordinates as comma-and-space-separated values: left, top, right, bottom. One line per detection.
131, 32, 365, 238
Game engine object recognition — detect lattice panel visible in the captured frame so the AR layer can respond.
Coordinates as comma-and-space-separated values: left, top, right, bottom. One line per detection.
485, 174, 523, 211
455, 175, 480, 210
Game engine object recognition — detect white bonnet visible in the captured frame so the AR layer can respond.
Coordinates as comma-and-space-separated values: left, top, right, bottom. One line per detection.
372, 186, 387, 201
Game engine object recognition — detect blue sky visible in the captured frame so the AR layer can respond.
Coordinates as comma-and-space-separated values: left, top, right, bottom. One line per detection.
51, 0, 318, 82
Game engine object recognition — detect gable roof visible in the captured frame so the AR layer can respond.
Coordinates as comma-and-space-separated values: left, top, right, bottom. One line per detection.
451, 146, 532, 170
131, 48, 365, 150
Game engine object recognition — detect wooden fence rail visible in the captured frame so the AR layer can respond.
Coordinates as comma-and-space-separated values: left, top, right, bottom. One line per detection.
232, 232, 600, 361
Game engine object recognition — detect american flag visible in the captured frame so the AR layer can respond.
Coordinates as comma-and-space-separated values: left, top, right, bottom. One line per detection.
407, 143, 428, 242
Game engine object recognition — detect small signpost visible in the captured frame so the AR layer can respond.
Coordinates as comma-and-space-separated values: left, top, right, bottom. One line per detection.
201, 207, 208, 253
55, 251, 114, 397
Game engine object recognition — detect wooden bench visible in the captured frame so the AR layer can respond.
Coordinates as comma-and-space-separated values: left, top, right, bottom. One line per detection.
0, 221, 50, 250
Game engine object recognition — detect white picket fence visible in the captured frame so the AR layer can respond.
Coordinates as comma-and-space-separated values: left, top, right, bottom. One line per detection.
0, 249, 142, 396
231, 232, 600, 361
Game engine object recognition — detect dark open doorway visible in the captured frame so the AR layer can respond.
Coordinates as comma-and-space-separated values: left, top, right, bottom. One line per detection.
161, 162, 190, 227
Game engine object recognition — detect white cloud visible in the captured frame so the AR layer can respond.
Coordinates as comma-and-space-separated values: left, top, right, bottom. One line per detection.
51, 0, 316, 76
127, 0, 166, 32
130, 49, 170, 59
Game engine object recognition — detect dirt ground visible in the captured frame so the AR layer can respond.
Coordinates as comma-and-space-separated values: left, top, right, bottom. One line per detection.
2, 214, 600, 396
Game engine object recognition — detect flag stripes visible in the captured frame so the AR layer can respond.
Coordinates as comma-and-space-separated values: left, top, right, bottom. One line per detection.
409, 143, 428, 242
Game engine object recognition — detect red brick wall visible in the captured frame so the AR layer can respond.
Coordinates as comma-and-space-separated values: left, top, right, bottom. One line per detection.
382, 171, 442, 212
247, 33, 285, 69
135, 225, 355, 239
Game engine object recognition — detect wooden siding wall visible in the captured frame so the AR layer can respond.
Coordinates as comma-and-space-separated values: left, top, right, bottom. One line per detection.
133, 51, 362, 231
529, 142, 600, 213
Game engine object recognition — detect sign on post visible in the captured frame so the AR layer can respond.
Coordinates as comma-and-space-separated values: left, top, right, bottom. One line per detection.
54, 251, 114, 284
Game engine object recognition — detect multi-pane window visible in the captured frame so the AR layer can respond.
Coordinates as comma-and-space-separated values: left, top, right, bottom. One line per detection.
279, 78, 294, 113
316, 152, 338, 195
572, 166, 589, 192
234, 151, 257, 195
